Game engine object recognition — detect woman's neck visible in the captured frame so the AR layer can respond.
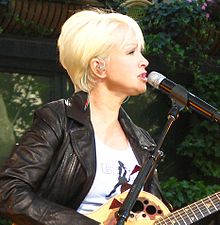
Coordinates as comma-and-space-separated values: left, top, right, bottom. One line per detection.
89, 89, 128, 149
89, 90, 121, 129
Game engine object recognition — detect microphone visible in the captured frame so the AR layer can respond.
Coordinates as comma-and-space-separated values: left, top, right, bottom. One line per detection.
148, 71, 220, 125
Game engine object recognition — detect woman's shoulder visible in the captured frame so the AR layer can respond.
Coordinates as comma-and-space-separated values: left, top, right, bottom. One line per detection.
33, 98, 69, 130
39, 98, 67, 112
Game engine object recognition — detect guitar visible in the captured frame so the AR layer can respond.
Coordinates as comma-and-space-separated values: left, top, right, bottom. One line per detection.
88, 190, 220, 225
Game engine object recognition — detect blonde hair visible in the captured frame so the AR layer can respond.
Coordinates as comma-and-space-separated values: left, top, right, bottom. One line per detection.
57, 9, 145, 93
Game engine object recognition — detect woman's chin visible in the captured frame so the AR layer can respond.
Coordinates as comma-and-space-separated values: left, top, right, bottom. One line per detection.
130, 86, 147, 96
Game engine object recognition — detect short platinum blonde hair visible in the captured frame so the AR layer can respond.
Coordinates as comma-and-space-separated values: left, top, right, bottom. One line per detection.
57, 9, 145, 93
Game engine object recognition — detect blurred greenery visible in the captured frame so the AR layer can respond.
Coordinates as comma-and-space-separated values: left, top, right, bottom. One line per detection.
0, 73, 49, 140
0, 218, 11, 225
0, 0, 220, 224
161, 177, 220, 209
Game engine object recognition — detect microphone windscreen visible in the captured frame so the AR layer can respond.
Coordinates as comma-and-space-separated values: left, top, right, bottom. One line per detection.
148, 71, 166, 89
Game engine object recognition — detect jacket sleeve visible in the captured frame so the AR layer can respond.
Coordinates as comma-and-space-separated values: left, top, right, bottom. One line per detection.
0, 103, 99, 225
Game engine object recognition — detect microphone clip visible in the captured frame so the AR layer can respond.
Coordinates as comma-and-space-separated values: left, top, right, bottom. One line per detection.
168, 84, 188, 120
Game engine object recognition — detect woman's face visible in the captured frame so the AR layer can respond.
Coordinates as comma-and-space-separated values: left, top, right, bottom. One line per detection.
104, 27, 149, 97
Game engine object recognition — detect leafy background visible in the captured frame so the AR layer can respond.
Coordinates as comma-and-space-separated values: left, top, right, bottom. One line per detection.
0, 0, 220, 224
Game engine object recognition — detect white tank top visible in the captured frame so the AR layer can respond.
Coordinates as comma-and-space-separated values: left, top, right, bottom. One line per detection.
77, 136, 139, 214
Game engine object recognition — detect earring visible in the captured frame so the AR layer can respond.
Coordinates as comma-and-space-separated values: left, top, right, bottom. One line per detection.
96, 57, 106, 71
97, 63, 105, 70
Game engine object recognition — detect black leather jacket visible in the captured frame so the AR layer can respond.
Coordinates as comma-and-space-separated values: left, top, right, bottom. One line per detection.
0, 91, 166, 225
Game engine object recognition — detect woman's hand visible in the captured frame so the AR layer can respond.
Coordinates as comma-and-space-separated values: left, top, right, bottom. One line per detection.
103, 217, 117, 225
102, 212, 118, 225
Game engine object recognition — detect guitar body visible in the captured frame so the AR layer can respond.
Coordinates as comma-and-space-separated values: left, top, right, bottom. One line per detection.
11, 190, 219, 225
87, 191, 170, 225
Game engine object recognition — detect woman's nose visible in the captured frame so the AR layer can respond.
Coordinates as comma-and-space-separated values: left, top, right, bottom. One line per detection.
140, 55, 149, 68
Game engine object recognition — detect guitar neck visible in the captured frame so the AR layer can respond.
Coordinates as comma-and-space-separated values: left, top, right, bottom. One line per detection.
156, 192, 220, 225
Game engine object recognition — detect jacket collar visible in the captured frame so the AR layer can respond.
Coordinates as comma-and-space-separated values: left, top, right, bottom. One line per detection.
65, 91, 155, 151
65, 91, 91, 125
65, 91, 132, 126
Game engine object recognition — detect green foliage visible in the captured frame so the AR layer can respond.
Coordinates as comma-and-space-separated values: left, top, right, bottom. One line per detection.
0, 218, 11, 225
141, 0, 219, 71
140, 0, 219, 71
0, 94, 15, 164
11, 13, 54, 37
161, 177, 220, 209
205, 0, 220, 29
104, 0, 127, 11
177, 72, 220, 178
0, 73, 48, 140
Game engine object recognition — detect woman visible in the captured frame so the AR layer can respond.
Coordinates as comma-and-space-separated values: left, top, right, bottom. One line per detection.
0, 9, 169, 225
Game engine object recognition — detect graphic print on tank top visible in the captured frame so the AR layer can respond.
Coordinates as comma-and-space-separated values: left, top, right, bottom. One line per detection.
106, 161, 140, 198
76, 136, 141, 214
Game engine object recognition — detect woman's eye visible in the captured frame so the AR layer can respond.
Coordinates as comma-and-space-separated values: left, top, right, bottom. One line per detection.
128, 50, 135, 55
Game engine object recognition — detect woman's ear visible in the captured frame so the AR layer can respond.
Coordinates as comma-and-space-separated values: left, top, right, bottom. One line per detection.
90, 58, 107, 78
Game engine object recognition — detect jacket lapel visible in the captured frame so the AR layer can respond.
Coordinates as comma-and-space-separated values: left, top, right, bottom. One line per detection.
65, 91, 156, 188
119, 108, 156, 165
65, 91, 96, 184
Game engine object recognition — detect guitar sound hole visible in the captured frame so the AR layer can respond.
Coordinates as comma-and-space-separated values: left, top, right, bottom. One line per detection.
144, 200, 149, 205
131, 200, 144, 212
158, 209, 162, 214
145, 205, 157, 215
129, 213, 135, 218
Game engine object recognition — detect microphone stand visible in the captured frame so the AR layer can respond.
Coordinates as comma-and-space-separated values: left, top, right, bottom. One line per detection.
116, 85, 188, 225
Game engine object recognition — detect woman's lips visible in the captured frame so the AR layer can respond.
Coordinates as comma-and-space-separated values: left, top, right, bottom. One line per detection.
138, 72, 148, 82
